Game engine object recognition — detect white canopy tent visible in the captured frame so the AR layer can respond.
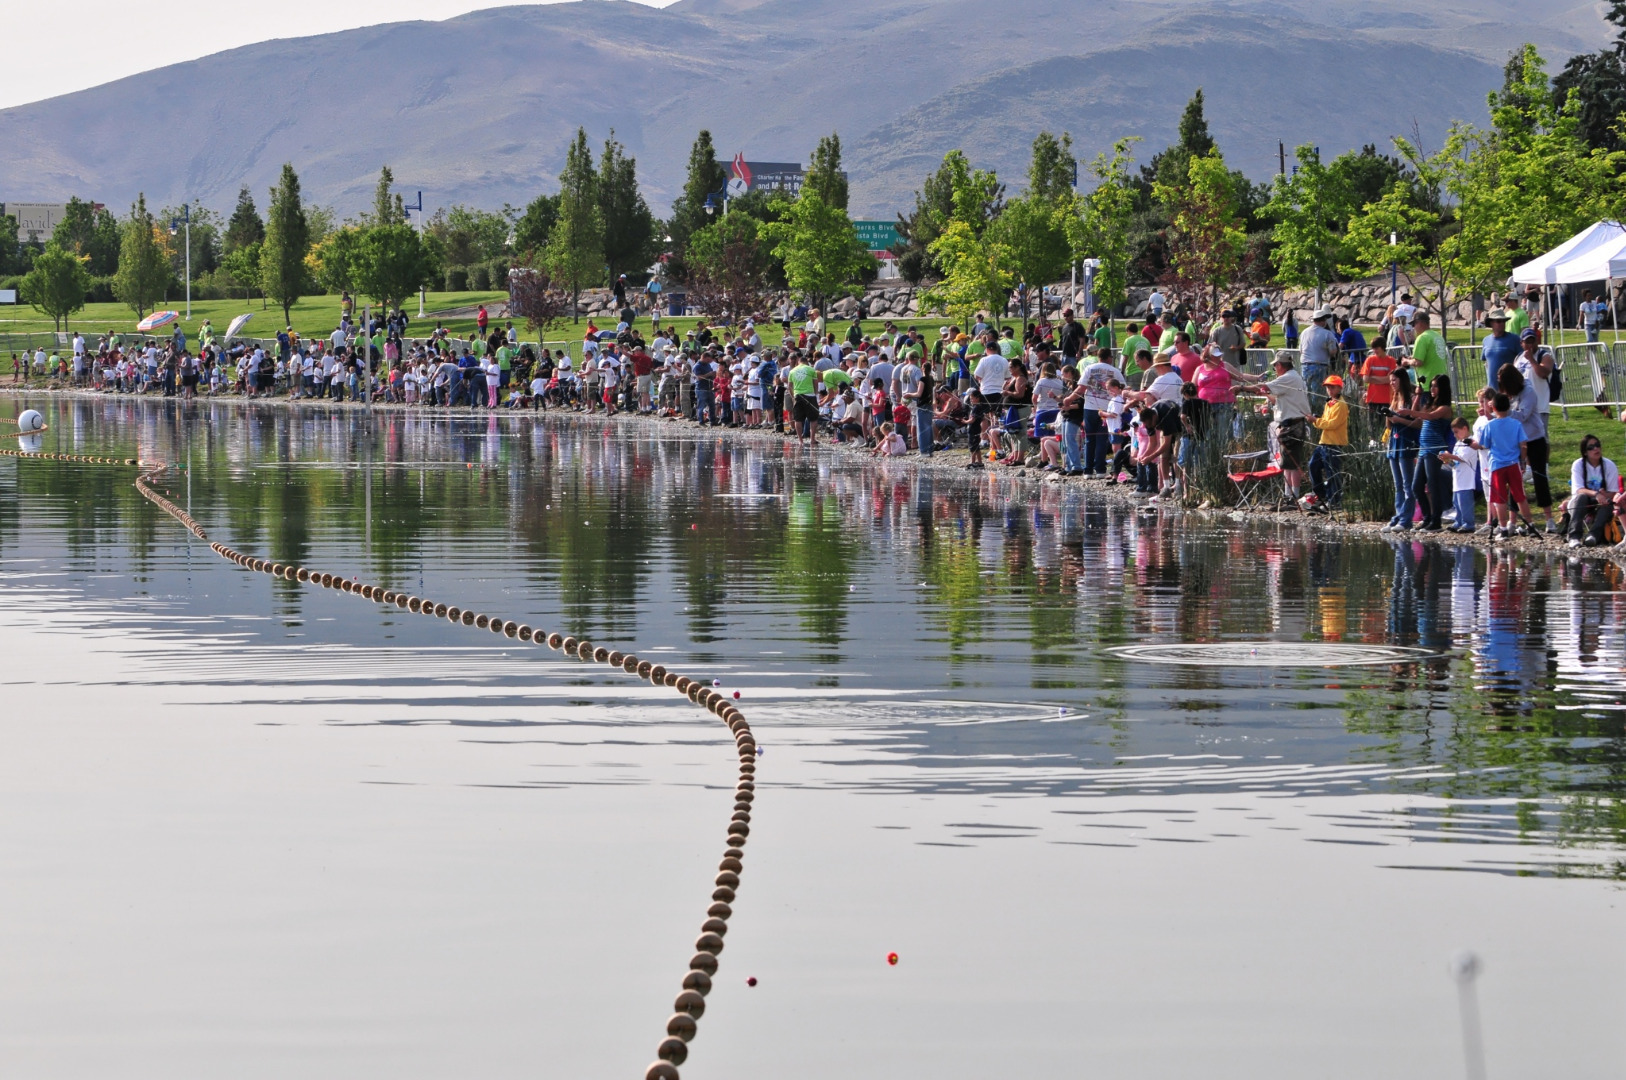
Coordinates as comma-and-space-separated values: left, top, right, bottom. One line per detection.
1511, 221, 1626, 285
1509, 222, 1623, 345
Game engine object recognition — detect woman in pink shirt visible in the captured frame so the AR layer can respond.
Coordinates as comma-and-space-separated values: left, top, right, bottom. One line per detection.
1194, 346, 1237, 441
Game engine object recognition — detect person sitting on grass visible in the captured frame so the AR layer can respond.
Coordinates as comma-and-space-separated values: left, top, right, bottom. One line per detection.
1565, 434, 1622, 549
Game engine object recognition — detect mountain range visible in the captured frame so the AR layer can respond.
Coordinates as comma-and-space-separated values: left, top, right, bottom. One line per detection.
0, 0, 1608, 223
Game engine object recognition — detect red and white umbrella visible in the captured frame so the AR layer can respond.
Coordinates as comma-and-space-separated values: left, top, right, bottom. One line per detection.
136, 310, 180, 331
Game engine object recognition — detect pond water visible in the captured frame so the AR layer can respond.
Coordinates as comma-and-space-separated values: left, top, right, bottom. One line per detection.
1, 396, 1623, 1079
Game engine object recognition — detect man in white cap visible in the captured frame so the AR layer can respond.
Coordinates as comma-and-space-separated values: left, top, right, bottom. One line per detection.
1298, 306, 1341, 408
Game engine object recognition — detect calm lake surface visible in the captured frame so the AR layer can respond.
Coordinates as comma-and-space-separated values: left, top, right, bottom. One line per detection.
2, 396, 1623, 1079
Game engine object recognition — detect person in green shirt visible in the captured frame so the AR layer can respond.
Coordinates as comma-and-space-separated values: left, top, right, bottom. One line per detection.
1506, 294, 1531, 339
786, 355, 820, 446
1092, 318, 1114, 355
1407, 312, 1450, 383
1120, 322, 1150, 370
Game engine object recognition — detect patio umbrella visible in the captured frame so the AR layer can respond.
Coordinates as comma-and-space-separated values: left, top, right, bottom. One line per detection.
224, 312, 254, 342
136, 310, 180, 331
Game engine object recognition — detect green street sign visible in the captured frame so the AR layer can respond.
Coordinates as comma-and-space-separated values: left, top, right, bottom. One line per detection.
853, 220, 901, 252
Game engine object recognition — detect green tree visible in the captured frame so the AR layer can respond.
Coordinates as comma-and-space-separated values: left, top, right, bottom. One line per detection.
1154, 149, 1247, 317
804, 132, 849, 211
1264, 144, 1353, 303
919, 153, 1015, 326
52, 197, 120, 276
260, 163, 312, 325
1144, 89, 1216, 194
113, 193, 171, 318
1343, 138, 1464, 332
686, 211, 774, 318
668, 130, 729, 267
1027, 131, 1077, 204
223, 186, 265, 253
598, 131, 658, 284
223, 241, 263, 303
891, 154, 965, 286
159, 204, 223, 279
353, 223, 435, 309
546, 127, 605, 319
372, 166, 406, 226
425, 204, 513, 267
513, 193, 560, 260
1063, 137, 1140, 319
996, 131, 1078, 325
760, 190, 871, 315
1451, 45, 1626, 290
21, 241, 92, 331
1554, 3, 1626, 153
307, 227, 363, 299
0, 213, 18, 276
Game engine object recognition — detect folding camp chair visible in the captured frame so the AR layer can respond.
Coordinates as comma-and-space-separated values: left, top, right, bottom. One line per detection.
1225, 425, 1286, 510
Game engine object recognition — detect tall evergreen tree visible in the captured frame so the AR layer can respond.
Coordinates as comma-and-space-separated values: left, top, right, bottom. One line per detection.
598, 131, 658, 284
1554, 2, 1626, 153
1027, 131, 1077, 205
546, 128, 605, 319
1142, 89, 1216, 195
223, 186, 265, 253
668, 130, 729, 264
261, 163, 312, 325
804, 133, 849, 211
113, 193, 171, 317
373, 166, 406, 226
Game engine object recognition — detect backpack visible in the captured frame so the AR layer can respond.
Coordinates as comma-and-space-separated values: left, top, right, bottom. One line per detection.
1544, 349, 1562, 401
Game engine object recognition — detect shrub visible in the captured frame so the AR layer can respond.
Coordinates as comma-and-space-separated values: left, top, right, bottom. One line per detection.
469, 263, 491, 291
444, 266, 469, 292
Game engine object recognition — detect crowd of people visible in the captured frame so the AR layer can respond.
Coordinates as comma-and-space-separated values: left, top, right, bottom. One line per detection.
10, 288, 1623, 549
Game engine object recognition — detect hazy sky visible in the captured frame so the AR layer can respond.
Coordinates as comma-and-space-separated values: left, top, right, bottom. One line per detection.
0, 0, 678, 110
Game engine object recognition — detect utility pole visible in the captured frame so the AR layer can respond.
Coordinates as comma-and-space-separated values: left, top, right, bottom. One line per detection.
1279, 142, 1286, 177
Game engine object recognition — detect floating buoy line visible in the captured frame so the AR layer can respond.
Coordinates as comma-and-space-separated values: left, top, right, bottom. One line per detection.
3, 422, 752, 1080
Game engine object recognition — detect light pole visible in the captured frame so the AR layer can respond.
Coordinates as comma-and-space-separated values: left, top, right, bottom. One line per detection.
703, 190, 729, 219
401, 190, 425, 319
169, 204, 191, 321
1389, 231, 1398, 309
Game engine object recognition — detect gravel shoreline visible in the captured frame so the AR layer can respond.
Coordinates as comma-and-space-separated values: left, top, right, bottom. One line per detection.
9, 386, 1623, 567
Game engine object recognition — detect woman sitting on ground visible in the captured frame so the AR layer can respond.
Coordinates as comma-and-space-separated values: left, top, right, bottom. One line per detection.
1566, 434, 1622, 548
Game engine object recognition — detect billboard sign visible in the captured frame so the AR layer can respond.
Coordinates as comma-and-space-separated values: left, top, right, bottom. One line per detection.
3, 203, 67, 241
853, 220, 901, 252
714, 156, 847, 199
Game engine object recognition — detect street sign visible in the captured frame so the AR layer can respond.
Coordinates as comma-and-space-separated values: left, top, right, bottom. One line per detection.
853, 220, 900, 252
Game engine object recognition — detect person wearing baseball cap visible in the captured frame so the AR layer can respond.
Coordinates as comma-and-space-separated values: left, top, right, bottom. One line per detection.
1481, 308, 1519, 388
1299, 306, 1340, 408
1303, 374, 1348, 512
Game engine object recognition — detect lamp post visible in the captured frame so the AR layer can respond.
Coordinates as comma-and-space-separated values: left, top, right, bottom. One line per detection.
401, 190, 425, 318
703, 189, 729, 219
1389, 231, 1398, 309
169, 204, 191, 321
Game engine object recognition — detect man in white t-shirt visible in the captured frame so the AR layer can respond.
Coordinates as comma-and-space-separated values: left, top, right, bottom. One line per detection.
330, 326, 347, 351
967, 348, 1010, 467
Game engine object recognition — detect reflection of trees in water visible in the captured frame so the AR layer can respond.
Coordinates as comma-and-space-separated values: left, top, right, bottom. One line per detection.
7, 399, 1625, 850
